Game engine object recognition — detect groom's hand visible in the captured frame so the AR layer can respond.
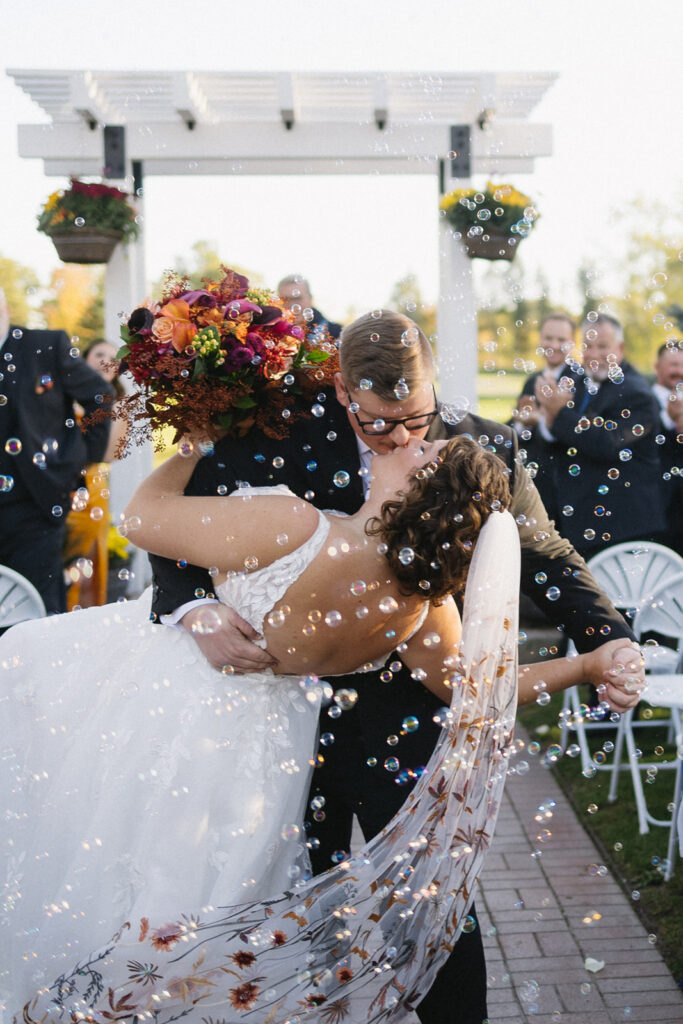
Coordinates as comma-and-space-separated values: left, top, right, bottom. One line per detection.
596, 640, 645, 712
180, 604, 278, 672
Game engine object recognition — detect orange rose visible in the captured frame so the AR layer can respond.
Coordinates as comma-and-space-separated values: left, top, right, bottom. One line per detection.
153, 317, 175, 344
158, 299, 197, 352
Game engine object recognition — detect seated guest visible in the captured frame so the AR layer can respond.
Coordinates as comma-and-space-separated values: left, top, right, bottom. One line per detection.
533, 313, 664, 559
278, 273, 342, 340
651, 341, 683, 554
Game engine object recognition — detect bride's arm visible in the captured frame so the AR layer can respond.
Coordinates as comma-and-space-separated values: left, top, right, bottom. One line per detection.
124, 448, 318, 572
518, 638, 643, 711
400, 602, 642, 713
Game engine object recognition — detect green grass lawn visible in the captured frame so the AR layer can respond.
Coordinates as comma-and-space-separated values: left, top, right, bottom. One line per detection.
518, 692, 683, 984
473, 371, 526, 422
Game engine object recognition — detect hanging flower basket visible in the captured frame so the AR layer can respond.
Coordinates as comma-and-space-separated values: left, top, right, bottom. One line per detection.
45, 227, 124, 265
461, 228, 518, 262
38, 179, 138, 265
439, 182, 538, 262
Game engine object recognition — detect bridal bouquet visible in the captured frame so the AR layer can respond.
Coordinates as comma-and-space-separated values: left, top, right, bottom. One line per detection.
117, 267, 338, 443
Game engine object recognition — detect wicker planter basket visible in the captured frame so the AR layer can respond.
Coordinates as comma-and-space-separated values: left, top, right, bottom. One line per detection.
461, 229, 518, 262
47, 228, 123, 264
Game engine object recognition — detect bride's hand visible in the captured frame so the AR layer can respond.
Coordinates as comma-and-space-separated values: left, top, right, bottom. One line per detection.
587, 639, 645, 712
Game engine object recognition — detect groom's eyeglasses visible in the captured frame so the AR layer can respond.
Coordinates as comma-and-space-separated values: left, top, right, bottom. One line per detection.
346, 385, 439, 436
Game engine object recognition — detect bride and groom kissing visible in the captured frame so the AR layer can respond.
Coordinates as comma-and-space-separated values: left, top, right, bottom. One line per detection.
2, 307, 642, 1021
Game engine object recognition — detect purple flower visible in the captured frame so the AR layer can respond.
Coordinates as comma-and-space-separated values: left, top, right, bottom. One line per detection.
246, 332, 267, 357
225, 299, 262, 318
224, 346, 255, 370
179, 290, 218, 308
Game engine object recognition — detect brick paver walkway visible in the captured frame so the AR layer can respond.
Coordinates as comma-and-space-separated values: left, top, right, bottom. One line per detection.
477, 727, 683, 1023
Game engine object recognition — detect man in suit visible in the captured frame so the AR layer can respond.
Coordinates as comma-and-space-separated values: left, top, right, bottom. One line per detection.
149, 308, 640, 1024
278, 274, 342, 341
510, 312, 577, 521
534, 313, 664, 560
651, 341, 683, 554
0, 287, 112, 613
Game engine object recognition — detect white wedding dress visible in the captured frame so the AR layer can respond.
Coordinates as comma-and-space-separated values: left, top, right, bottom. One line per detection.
1, 486, 330, 1001
2, 489, 520, 1023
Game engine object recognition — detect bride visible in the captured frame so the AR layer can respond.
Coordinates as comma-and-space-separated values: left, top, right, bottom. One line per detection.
1, 434, 639, 1020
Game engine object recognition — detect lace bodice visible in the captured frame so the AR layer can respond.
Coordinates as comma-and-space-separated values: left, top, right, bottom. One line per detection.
215, 484, 428, 670
216, 485, 330, 637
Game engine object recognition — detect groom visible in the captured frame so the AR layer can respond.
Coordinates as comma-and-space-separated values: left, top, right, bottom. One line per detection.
150, 310, 638, 1024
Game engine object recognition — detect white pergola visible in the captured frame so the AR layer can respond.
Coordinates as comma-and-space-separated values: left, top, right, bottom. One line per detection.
10, 69, 556, 558
10, 69, 556, 406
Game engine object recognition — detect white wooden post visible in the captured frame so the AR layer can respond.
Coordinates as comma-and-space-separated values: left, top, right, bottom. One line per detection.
105, 199, 153, 592
436, 173, 478, 410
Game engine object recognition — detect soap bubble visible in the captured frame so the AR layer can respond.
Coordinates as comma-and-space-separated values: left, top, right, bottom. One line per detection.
190, 608, 223, 635
334, 689, 358, 710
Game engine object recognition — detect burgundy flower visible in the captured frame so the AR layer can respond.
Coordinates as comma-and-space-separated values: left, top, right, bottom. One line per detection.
128, 307, 154, 335
268, 318, 299, 337
251, 305, 283, 326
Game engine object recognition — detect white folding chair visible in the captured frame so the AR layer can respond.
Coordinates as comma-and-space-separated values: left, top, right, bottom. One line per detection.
0, 564, 47, 627
559, 542, 683, 773
607, 572, 683, 879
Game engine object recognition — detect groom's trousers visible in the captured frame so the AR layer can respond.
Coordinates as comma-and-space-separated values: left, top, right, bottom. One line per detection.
307, 663, 488, 1024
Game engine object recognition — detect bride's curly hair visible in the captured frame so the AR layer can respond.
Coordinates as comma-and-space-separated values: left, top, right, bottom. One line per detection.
366, 436, 512, 604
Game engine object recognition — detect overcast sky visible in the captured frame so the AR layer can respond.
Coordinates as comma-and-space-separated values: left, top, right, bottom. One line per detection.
2, 0, 682, 321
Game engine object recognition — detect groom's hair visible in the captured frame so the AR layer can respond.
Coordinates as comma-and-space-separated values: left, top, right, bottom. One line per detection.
339, 310, 434, 402
366, 436, 511, 603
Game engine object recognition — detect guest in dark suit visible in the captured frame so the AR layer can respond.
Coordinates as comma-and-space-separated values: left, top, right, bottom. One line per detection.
0, 287, 112, 613
149, 309, 637, 1024
510, 312, 577, 520
534, 313, 665, 560
278, 273, 342, 340
651, 341, 683, 554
